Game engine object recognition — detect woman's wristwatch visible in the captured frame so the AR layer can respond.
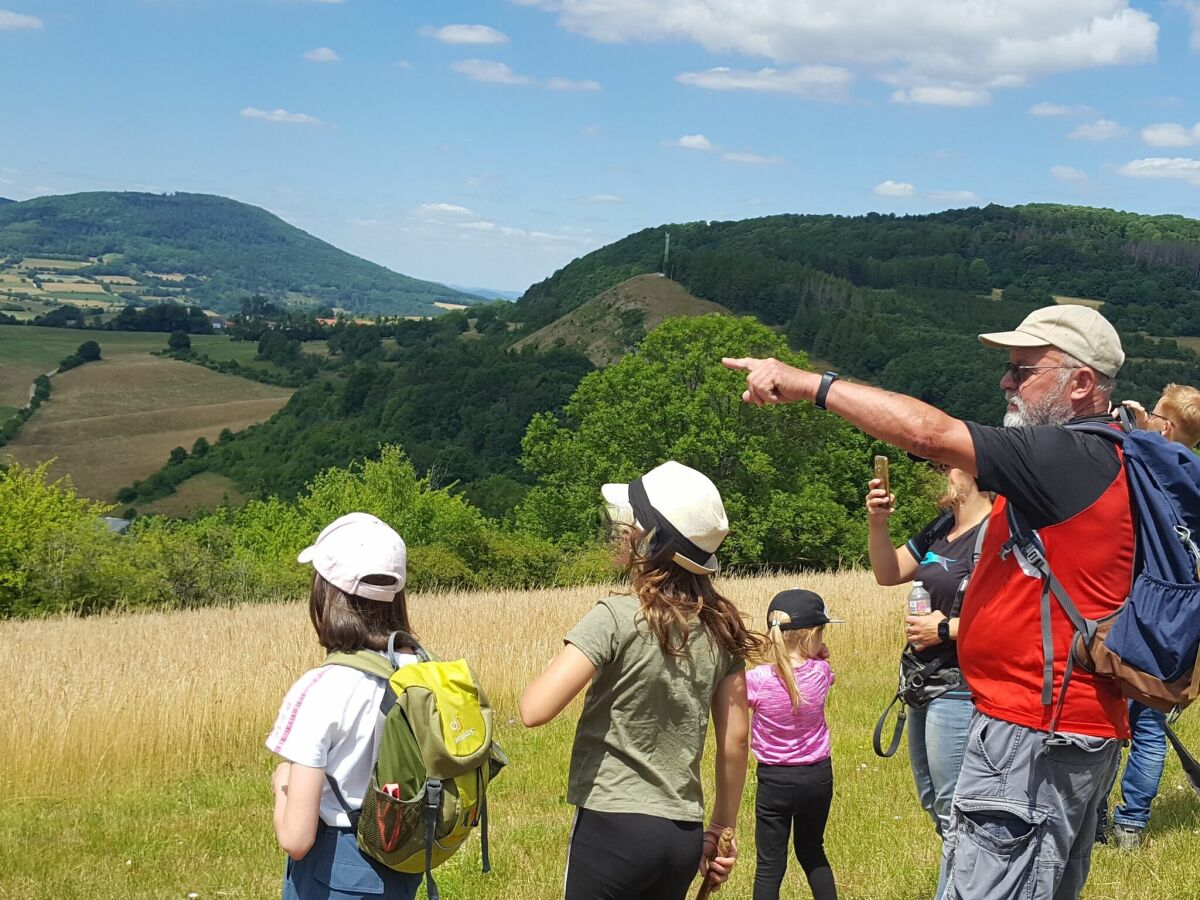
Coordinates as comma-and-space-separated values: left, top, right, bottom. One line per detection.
937, 619, 951, 643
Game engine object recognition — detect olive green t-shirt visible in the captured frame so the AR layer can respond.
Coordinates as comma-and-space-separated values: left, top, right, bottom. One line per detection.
564, 594, 745, 821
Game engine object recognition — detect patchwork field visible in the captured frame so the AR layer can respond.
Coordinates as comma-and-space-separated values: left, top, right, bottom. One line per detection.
3, 353, 290, 501
0, 571, 1195, 899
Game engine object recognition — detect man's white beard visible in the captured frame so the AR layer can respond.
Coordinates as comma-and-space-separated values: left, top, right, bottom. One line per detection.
1003, 387, 1075, 427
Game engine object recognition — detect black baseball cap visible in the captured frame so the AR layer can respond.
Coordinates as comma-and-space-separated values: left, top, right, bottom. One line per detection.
767, 589, 844, 630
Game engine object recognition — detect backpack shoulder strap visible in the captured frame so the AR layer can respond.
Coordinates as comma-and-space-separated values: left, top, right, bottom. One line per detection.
323, 649, 397, 682
949, 518, 990, 619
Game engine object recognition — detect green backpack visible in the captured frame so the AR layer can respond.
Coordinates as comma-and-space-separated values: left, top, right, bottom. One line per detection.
323, 631, 506, 900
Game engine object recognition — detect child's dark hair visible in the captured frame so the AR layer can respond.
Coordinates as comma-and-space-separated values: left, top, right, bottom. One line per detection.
623, 528, 761, 661
308, 572, 414, 652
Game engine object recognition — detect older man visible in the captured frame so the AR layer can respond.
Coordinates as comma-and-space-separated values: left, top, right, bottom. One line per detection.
725, 304, 1131, 900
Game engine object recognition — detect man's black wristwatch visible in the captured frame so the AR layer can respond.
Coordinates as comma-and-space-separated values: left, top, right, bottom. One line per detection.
937, 618, 951, 643
814, 371, 839, 410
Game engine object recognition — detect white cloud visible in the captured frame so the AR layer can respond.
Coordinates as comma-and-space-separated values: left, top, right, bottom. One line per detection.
584, 193, 623, 203
451, 59, 532, 85
516, 1, 1157, 100
0, 9, 42, 29
927, 189, 978, 203
304, 47, 340, 63
240, 107, 323, 126
891, 86, 990, 107
1068, 118, 1126, 140
1029, 101, 1073, 116
676, 65, 852, 99
1141, 122, 1200, 147
546, 77, 603, 91
874, 180, 916, 198
1117, 157, 1200, 186
417, 202, 476, 218
721, 151, 784, 165
582, 124, 602, 136
1051, 165, 1088, 181
1179, 1, 1200, 51
674, 134, 715, 151
420, 24, 509, 45
395, 60, 413, 70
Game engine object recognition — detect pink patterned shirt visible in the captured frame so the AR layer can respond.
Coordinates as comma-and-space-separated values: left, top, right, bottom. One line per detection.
746, 659, 835, 766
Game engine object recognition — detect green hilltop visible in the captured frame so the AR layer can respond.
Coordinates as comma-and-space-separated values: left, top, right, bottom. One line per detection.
0, 191, 479, 315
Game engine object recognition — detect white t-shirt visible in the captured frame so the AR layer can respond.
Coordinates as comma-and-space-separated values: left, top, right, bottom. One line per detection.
266, 650, 420, 827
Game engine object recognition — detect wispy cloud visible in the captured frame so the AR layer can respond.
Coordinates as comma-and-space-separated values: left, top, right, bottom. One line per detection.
582, 124, 602, 136
1029, 102, 1073, 116
1118, 157, 1200, 187
721, 151, 784, 165
891, 86, 990, 107
1068, 119, 1126, 140
395, 60, 413, 70
451, 59, 532, 85
547, 77, 603, 91
421, 24, 509, 45
1051, 165, 1088, 181
927, 189, 978, 203
240, 107, 323, 126
0, 9, 42, 29
304, 47, 340, 63
874, 180, 916, 198
673, 134, 714, 151
1141, 122, 1200, 147
417, 202, 476, 219
583, 193, 623, 203
676, 65, 851, 100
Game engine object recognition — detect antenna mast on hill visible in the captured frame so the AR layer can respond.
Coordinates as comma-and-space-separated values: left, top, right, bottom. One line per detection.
661, 231, 670, 279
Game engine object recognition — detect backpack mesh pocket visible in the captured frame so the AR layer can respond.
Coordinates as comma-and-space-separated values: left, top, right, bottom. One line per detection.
358, 776, 423, 860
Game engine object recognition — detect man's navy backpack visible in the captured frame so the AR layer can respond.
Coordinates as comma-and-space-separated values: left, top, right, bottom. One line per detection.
1003, 410, 1200, 737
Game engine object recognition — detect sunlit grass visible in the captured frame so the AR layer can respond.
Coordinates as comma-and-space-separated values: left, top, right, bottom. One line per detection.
1, 572, 1197, 899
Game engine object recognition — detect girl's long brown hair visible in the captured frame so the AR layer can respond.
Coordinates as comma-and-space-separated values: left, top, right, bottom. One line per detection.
309, 572, 414, 653
622, 528, 761, 661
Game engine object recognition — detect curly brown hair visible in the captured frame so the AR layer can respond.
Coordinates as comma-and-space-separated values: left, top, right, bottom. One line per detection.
621, 528, 761, 661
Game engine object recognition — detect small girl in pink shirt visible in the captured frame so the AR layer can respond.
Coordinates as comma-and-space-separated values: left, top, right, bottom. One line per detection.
747, 589, 840, 900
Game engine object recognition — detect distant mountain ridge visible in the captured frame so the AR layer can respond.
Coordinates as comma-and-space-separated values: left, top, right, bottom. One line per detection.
0, 198, 13, 206
447, 284, 521, 302
0, 191, 481, 315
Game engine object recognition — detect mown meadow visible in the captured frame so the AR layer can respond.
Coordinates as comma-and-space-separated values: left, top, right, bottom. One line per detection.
2, 572, 1197, 900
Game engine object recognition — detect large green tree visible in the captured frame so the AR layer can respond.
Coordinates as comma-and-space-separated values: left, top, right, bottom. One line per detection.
517, 315, 937, 568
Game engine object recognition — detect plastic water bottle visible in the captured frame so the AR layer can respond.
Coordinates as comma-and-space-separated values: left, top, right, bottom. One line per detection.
907, 581, 932, 616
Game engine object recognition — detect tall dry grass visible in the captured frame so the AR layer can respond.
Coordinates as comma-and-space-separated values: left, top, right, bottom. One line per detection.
2, 572, 1197, 899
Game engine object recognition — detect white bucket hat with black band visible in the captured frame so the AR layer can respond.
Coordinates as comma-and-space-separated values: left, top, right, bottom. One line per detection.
601, 460, 729, 575
297, 512, 407, 602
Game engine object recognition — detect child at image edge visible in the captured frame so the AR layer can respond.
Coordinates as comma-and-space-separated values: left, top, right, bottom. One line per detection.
520, 460, 755, 900
266, 512, 425, 900
748, 589, 840, 900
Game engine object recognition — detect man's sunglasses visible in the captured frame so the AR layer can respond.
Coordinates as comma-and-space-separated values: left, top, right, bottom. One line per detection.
1002, 364, 1074, 386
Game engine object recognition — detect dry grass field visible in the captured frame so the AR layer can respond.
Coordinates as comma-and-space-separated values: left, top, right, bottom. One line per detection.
3, 355, 290, 500
138, 470, 247, 516
0, 571, 1196, 899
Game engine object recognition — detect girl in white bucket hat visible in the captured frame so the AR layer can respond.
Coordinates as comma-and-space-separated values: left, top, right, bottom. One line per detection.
520, 461, 758, 899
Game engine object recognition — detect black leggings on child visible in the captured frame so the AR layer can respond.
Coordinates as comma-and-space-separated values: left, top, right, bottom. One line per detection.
753, 758, 837, 900
564, 807, 703, 900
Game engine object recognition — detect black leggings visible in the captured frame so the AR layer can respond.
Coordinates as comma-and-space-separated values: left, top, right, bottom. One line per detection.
564, 807, 703, 900
753, 759, 837, 900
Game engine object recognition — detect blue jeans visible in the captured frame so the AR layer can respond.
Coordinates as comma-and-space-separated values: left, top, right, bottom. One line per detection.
1113, 701, 1167, 830
282, 822, 423, 900
907, 693, 973, 900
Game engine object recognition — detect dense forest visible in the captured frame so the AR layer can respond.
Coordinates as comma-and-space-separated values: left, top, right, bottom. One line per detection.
515, 205, 1200, 423
0, 192, 479, 315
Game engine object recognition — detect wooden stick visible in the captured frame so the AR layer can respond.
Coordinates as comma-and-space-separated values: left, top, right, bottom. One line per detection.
695, 827, 734, 900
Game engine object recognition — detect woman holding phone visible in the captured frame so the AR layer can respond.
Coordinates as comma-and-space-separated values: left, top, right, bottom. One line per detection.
866, 459, 992, 900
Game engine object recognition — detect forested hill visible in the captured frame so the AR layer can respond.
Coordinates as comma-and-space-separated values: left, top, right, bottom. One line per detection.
0, 198, 13, 205
513, 204, 1200, 424
0, 192, 479, 315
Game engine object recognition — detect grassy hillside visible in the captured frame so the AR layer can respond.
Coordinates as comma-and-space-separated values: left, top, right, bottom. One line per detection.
3, 354, 291, 501
512, 274, 728, 365
2, 572, 1196, 899
0, 192, 480, 315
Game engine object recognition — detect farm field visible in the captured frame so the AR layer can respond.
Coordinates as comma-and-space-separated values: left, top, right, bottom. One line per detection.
2, 353, 290, 501
0, 571, 1196, 899
138, 470, 246, 516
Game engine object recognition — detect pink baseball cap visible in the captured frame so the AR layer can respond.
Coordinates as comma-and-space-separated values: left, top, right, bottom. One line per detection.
297, 512, 407, 602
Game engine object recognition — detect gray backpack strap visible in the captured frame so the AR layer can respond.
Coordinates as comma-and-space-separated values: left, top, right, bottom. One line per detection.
949, 518, 990, 619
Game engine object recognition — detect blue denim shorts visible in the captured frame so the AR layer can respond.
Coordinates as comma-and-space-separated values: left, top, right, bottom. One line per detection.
282, 822, 423, 900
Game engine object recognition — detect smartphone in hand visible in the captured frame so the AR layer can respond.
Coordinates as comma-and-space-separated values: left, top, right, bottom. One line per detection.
874, 455, 890, 498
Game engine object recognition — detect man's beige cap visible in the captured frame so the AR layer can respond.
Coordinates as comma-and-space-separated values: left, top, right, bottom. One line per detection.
978, 304, 1124, 378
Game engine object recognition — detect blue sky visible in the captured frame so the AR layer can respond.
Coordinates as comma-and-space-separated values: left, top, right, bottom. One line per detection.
2, 1, 1199, 291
